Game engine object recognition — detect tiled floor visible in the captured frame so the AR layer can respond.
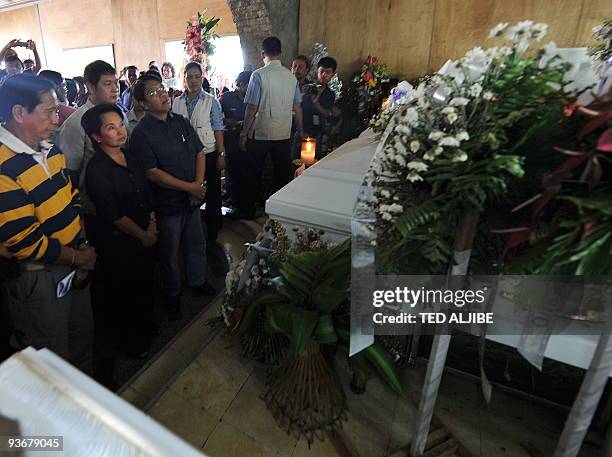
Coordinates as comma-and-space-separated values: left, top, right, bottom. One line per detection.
118, 219, 607, 457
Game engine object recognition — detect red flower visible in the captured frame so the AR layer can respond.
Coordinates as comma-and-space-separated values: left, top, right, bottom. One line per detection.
363, 71, 373, 82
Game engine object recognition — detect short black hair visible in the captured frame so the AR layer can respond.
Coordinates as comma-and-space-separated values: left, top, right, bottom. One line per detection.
83, 60, 115, 86
38, 70, 64, 87
23, 59, 35, 65
0, 74, 55, 122
65, 78, 78, 104
132, 74, 163, 102
262, 37, 282, 56
317, 56, 337, 72
185, 62, 202, 75
126, 65, 139, 72
81, 103, 124, 139
236, 70, 252, 86
4, 55, 23, 67
145, 69, 162, 80
202, 77, 210, 93
293, 55, 310, 68
162, 62, 175, 78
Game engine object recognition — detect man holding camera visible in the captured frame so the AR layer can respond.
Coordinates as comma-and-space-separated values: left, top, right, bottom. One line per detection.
0, 39, 41, 84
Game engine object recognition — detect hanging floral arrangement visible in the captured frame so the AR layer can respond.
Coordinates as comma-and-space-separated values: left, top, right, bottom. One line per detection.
183, 10, 220, 71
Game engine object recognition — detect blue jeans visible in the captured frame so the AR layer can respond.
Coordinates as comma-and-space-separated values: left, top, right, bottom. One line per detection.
157, 208, 207, 297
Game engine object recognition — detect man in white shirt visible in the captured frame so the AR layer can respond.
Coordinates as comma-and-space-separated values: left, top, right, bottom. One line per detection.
57, 60, 125, 227
237, 37, 304, 220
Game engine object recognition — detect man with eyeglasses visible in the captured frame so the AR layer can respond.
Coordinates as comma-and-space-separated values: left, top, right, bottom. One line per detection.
0, 74, 96, 373
130, 73, 216, 320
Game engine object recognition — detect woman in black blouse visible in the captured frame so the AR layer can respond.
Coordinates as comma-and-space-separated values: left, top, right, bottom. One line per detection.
82, 104, 157, 384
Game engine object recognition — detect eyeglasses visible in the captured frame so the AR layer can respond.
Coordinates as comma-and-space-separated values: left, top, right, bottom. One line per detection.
147, 84, 168, 98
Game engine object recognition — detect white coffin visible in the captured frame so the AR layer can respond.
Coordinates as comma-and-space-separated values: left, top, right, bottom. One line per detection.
0, 348, 208, 457
266, 130, 378, 242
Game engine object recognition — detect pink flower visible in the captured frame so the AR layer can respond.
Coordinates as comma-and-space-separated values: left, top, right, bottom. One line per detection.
363, 71, 373, 82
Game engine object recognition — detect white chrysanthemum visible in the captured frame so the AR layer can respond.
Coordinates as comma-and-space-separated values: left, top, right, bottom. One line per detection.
488, 22, 508, 38
452, 151, 468, 162
380, 189, 391, 198
441, 106, 456, 114
500, 46, 513, 56
446, 112, 458, 124
396, 124, 411, 135
410, 140, 420, 152
423, 151, 435, 161
450, 97, 470, 106
506, 20, 534, 42
381, 212, 393, 221
407, 171, 424, 182
370, 240, 377, 246
434, 146, 444, 155
439, 137, 460, 147
468, 83, 483, 97
407, 161, 428, 172
394, 154, 406, 166
428, 130, 444, 141
483, 91, 494, 100
394, 139, 408, 156
404, 108, 419, 126
455, 131, 470, 142
388, 203, 403, 213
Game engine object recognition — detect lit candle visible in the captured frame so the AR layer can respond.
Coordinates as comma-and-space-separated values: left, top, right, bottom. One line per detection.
301, 137, 316, 166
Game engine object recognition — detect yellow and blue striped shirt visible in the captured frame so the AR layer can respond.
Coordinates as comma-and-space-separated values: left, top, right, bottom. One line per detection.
0, 129, 81, 263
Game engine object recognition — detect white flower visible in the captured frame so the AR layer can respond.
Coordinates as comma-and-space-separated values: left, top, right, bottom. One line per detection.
417, 96, 430, 108
394, 139, 408, 155
381, 212, 393, 221
396, 124, 411, 135
499, 46, 513, 56
483, 91, 494, 100
441, 106, 456, 114
407, 171, 424, 182
388, 203, 403, 213
428, 131, 444, 141
380, 189, 391, 198
439, 137, 460, 147
505, 21, 533, 43
423, 151, 435, 161
410, 140, 420, 152
450, 97, 470, 106
539, 41, 559, 68
370, 240, 377, 247
404, 108, 419, 126
488, 22, 508, 38
446, 112, 458, 124
452, 151, 468, 162
434, 146, 444, 155
531, 23, 548, 40
468, 83, 483, 97
407, 161, 428, 172
394, 154, 406, 166
455, 131, 470, 142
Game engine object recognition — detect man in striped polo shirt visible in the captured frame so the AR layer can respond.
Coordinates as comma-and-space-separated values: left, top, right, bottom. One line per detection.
0, 74, 97, 372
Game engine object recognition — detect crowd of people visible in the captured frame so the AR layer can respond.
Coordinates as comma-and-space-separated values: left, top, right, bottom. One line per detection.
0, 35, 338, 385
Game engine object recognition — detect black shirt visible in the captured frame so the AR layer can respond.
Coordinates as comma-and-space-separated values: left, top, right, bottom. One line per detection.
302, 86, 336, 136
129, 112, 204, 215
85, 149, 154, 244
